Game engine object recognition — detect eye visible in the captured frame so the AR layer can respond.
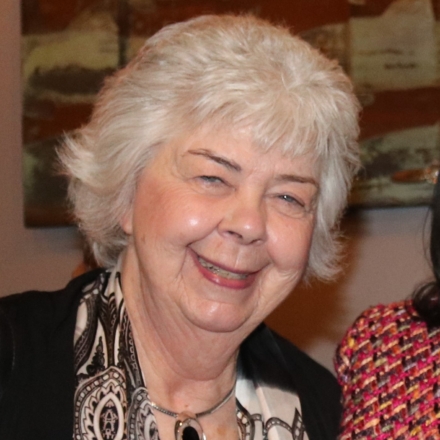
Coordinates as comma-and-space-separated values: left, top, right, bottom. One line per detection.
198, 175, 225, 184
278, 194, 305, 208
194, 175, 232, 196
273, 192, 315, 217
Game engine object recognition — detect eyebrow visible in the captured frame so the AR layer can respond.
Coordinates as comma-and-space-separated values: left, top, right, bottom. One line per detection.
187, 149, 242, 172
275, 174, 319, 189
186, 149, 318, 188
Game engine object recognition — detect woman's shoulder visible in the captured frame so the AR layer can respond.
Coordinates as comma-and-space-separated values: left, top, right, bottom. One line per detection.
335, 300, 423, 382
335, 300, 430, 383
0, 268, 106, 336
241, 324, 341, 405
244, 324, 338, 385
336, 300, 440, 439
242, 324, 341, 440
0, 269, 105, 316
266, 326, 338, 383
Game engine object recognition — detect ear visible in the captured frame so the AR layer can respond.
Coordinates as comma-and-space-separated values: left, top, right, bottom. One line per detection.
120, 206, 134, 235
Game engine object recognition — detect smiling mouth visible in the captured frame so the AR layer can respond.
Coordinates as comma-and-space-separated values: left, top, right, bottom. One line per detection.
197, 256, 250, 280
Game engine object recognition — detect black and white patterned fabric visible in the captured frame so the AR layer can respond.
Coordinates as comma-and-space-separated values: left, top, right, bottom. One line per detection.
73, 265, 309, 440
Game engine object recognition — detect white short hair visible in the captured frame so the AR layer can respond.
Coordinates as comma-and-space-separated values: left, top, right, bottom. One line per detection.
60, 14, 360, 281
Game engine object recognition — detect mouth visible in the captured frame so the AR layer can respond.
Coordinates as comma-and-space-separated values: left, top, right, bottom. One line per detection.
190, 249, 260, 290
197, 255, 250, 280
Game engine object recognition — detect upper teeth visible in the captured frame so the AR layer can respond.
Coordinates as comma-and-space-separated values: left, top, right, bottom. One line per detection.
198, 257, 248, 280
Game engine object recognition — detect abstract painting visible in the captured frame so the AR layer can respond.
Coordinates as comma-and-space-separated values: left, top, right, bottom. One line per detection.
22, 0, 440, 225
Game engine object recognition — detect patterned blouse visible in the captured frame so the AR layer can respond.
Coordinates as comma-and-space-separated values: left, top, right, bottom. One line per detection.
73, 265, 309, 440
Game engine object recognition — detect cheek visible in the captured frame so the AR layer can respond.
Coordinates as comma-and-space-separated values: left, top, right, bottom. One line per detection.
269, 220, 315, 271
133, 187, 223, 246
171, 200, 223, 244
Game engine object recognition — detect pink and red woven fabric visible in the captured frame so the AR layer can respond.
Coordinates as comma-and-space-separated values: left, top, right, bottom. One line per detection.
336, 301, 440, 439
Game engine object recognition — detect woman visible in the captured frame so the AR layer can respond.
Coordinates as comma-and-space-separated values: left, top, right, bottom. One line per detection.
336, 173, 440, 439
0, 15, 360, 440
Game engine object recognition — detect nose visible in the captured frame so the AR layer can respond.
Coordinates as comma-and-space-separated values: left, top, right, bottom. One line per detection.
218, 192, 267, 245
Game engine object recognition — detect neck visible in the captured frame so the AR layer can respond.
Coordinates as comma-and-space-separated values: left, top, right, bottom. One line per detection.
149, 383, 236, 417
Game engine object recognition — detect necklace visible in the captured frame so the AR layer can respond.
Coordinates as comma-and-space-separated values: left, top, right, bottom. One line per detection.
149, 384, 236, 440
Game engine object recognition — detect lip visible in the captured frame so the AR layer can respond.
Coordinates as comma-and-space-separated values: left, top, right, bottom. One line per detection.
190, 249, 259, 290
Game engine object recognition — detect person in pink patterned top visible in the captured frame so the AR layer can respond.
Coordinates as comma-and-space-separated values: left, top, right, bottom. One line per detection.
336, 173, 440, 440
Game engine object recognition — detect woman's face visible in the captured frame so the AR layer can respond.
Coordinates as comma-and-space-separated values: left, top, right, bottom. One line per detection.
121, 128, 318, 336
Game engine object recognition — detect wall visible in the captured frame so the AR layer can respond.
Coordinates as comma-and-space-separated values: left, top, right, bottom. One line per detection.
0, 0, 432, 372
0, 0, 83, 296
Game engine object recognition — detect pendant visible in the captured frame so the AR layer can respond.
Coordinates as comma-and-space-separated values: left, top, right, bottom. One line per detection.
174, 412, 206, 440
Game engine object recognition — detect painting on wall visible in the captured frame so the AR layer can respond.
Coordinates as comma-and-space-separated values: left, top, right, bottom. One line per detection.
22, 0, 440, 226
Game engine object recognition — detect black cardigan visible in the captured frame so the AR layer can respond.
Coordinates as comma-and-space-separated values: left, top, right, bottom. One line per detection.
0, 270, 341, 440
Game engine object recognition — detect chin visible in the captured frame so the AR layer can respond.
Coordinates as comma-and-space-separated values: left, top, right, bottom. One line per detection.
197, 322, 243, 334
188, 305, 254, 335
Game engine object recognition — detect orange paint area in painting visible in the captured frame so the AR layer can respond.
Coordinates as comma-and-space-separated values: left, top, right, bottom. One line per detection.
23, 101, 93, 144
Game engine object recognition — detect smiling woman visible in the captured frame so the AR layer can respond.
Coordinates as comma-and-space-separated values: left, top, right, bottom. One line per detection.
0, 14, 360, 440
